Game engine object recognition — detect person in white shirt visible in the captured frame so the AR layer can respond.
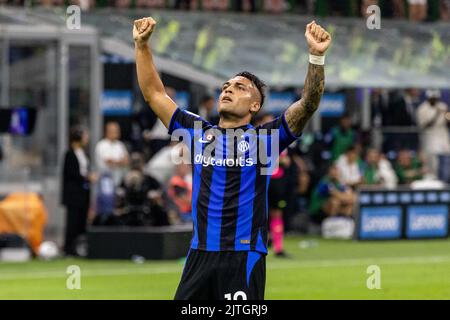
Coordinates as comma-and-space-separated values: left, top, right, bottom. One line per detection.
336, 146, 363, 189
416, 89, 450, 178
95, 122, 129, 186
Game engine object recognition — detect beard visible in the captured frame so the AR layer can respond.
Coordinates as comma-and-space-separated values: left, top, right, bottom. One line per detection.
218, 102, 247, 119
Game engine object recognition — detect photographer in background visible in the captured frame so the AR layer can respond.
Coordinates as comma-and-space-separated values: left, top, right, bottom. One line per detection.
116, 152, 169, 226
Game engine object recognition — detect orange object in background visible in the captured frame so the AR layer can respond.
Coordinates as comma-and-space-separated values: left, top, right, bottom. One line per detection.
0, 192, 48, 254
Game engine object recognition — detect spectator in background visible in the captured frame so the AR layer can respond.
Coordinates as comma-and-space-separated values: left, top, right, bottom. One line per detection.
288, 0, 313, 14
441, 0, 450, 20
37, 0, 62, 7
408, 0, 428, 21
232, 0, 257, 12
202, 0, 228, 10
393, 0, 407, 18
326, 113, 356, 161
168, 162, 192, 223
135, 0, 165, 8
383, 89, 421, 152
95, 121, 129, 186
264, 0, 288, 13
61, 127, 96, 256
114, 0, 132, 8
416, 89, 450, 178
116, 152, 169, 226
0, 0, 20, 5
362, 148, 381, 185
361, 0, 379, 17
335, 145, 363, 189
370, 88, 390, 127
309, 164, 357, 224
394, 149, 426, 184
69, 0, 95, 11
388, 89, 420, 126
362, 148, 398, 188
292, 153, 311, 213
174, 0, 197, 9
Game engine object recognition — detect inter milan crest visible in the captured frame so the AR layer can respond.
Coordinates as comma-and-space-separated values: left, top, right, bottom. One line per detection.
237, 140, 250, 153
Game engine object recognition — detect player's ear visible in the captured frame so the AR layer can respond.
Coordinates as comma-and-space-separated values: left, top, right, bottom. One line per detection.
250, 101, 261, 114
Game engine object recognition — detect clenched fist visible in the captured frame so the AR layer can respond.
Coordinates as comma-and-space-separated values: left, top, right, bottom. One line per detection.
133, 17, 156, 46
305, 21, 332, 56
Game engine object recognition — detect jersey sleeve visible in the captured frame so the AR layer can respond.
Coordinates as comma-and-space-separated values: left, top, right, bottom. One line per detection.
168, 108, 210, 135
257, 112, 301, 152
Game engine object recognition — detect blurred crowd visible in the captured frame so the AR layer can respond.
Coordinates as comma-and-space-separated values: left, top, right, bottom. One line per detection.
1, 0, 449, 21
61, 85, 450, 254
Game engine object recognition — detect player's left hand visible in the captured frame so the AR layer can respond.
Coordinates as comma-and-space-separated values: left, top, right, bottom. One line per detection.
305, 21, 332, 56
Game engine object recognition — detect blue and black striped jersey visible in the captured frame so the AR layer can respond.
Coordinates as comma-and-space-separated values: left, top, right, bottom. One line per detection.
168, 108, 300, 254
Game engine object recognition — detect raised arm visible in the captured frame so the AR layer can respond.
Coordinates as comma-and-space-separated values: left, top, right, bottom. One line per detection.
285, 21, 332, 135
134, 17, 177, 128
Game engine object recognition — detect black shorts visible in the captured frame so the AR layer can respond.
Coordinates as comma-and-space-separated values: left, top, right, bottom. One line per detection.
174, 249, 266, 300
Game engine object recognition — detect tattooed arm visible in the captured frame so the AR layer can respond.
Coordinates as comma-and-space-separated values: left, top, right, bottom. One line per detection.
285, 21, 331, 135
285, 64, 324, 135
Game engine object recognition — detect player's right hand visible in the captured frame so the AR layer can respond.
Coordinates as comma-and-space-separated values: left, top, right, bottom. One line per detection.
133, 17, 156, 45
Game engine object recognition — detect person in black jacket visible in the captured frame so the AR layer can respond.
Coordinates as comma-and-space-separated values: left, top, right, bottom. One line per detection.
61, 127, 95, 256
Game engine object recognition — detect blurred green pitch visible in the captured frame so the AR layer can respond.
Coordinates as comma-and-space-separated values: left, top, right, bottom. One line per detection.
0, 236, 449, 299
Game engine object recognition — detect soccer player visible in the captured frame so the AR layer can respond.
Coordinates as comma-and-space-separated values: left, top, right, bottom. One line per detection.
133, 17, 331, 300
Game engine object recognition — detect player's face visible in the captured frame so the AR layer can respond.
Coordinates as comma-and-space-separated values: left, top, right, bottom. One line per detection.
218, 76, 261, 119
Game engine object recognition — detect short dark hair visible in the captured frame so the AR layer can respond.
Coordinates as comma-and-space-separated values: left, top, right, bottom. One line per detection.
346, 145, 357, 153
234, 71, 266, 108
69, 126, 84, 144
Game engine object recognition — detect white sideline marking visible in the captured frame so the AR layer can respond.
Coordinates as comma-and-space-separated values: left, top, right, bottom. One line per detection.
269, 255, 450, 269
0, 255, 450, 281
